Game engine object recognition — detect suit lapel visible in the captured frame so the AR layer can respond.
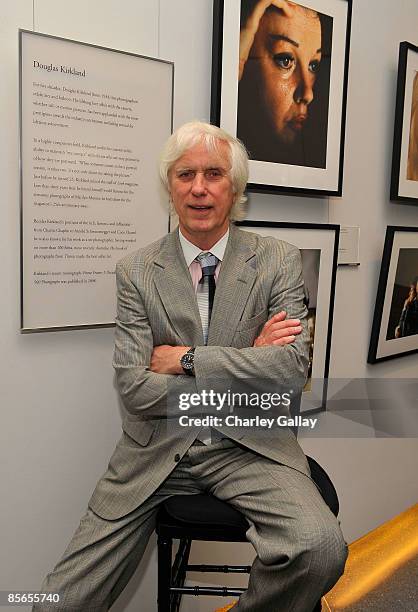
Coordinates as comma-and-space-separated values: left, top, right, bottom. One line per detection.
153, 230, 204, 346
208, 226, 257, 346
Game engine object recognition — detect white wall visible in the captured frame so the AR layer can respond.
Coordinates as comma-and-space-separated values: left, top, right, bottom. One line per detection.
0, 1, 417, 611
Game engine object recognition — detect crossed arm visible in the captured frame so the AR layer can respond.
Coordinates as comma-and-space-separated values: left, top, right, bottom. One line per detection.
114, 244, 309, 418
150, 312, 303, 375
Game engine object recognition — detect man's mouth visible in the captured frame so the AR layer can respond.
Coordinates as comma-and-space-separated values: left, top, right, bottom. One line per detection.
188, 205, 212, 211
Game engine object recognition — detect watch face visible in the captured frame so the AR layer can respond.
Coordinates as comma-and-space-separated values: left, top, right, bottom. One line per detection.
181, 353, 194, 370
181, 349, 195, 373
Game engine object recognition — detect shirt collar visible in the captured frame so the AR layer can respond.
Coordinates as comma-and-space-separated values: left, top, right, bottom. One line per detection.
178, 227, 229, 267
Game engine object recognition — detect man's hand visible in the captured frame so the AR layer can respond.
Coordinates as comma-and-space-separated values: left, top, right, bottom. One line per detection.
253, 311, 302, 347
150, 311, 301, 372
239, 0, 294, 80
150, 345, 191, 374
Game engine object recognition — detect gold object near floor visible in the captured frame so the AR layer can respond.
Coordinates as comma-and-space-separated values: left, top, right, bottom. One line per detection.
213, 602, 237, 612
322, 503, 418, 611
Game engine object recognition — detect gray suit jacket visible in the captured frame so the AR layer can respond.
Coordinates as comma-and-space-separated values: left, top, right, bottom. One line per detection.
89, 224, 311, 519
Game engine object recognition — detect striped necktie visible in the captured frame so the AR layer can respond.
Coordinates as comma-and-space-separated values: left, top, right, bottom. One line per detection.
195, 252, 220, 445
196, 252, 218, 344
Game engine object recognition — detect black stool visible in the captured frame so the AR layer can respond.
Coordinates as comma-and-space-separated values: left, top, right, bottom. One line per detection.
156, 456, 339, 611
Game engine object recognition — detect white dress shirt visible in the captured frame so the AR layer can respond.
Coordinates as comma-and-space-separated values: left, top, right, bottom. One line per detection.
178, 227, 229, 443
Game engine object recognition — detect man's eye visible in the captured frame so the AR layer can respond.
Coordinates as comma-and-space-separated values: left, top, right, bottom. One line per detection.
309, 60, 321, 74
273, 53, 295, 70
178, 170, 194, 180
204, 169, 223, 180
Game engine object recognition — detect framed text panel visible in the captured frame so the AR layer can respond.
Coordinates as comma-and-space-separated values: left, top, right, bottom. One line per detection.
20, 30, 173, 331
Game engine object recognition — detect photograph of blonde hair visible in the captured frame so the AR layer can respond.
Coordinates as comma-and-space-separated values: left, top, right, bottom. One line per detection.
407, 71, 418, 181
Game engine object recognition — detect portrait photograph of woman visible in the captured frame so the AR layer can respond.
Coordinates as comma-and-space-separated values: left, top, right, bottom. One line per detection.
211, 0, 351, 194
386, 248, 418, 340
237, 220, 339, 409
406, 71, 418, 181
237, 0, 333, 168
300, 248, 320, 386
368, 227, 418, 363
390, 41, 418, 202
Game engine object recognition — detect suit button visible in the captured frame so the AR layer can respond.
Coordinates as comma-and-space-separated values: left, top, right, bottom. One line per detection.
174, 453, 181, 462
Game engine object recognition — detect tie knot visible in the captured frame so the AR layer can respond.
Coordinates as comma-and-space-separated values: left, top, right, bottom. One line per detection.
196, 252, 218, 277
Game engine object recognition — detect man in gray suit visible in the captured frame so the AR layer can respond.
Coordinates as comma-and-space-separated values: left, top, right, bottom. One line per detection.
34, 121, 347, 611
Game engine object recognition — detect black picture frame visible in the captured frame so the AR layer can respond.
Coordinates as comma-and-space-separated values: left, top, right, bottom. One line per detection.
390, 42, 418, 204
211, 0, 352, 197
368, 226, 418, 363
237, 220, 339, 412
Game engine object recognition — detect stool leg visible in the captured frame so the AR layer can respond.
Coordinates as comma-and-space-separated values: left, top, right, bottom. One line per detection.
172, 539, 191, 612
158, 534, 173, 612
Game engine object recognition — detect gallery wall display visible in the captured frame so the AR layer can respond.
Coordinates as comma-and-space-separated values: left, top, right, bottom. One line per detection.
237, 221, 340, 412
368, 226, 418, 363
19, 30, 173, 332
211, 0, 352, 196
390, 41, 418, 204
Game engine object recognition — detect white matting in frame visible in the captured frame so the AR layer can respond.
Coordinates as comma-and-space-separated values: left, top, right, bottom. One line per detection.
211, 0, 351, 195
237, 221, 339, 412
20, 30, 173, 331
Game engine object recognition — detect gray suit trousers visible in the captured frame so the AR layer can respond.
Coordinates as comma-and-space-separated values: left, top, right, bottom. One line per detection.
33, 438, 347, 612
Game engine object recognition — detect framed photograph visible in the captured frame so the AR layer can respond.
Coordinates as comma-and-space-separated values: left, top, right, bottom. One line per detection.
211, 0, 352, 196
237, 220, 340, 412
368, 226, 418, 363
390, 42, 418, 203
19, 30, 172, 332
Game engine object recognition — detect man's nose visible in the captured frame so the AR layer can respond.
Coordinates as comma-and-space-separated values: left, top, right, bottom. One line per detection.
294, 67, 314, 106
191, 172, 207, 195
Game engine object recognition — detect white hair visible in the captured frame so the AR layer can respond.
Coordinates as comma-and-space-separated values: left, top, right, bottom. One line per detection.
159, 121, 249, 221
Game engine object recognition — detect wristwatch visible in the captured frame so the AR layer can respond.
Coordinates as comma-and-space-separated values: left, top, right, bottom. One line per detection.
180, 347, 195, 376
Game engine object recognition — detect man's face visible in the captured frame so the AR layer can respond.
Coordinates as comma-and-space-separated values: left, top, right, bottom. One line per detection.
248, 4, 322, 145
169, 140, 234, 248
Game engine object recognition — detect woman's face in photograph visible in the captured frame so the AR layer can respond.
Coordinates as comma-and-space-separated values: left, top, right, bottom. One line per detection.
249, 4, 322, 145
